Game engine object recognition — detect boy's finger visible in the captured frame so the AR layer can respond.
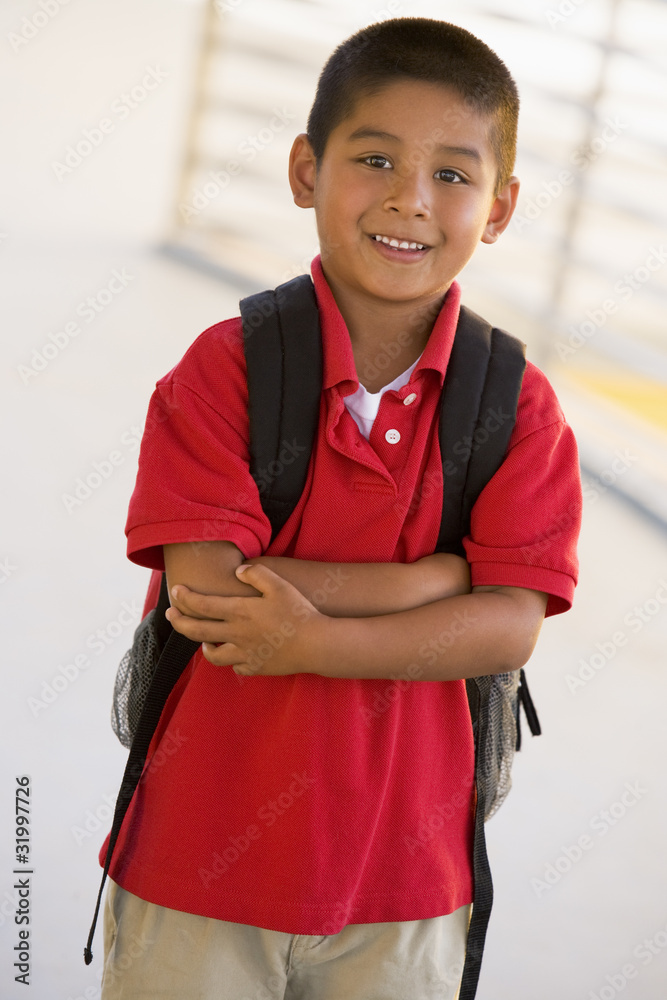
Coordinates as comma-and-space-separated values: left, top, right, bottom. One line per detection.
166, 610, 232, 644
170, 586, 238, 619
201, 641, 244, 666
201, 643, 264, 672
235, 562, 283, 594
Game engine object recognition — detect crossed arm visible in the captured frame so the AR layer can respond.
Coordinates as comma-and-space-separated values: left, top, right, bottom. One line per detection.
163, 541, 548, 682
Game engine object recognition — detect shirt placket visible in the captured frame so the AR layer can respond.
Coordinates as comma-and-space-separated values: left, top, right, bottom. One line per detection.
367, 383, 420, 484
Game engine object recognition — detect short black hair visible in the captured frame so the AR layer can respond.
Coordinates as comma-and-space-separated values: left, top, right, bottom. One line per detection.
306, 17, 519, 193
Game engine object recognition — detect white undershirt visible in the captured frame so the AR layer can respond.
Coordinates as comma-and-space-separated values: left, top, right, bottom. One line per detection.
344, 356, 421, 440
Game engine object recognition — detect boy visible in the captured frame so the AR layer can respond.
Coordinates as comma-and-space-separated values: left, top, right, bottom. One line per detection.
99, 17, 581, 999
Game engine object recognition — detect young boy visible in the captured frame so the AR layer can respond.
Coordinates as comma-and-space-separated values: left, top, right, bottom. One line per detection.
99, 17, 581, 999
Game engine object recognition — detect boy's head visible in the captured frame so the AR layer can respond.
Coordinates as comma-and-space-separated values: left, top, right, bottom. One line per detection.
290, 17, 521, 316
306, 17, 519, 195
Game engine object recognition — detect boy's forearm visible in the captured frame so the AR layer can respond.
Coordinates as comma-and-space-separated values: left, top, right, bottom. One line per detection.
164, 541, 470, 618
309, 585, 548, 682
251, 552, 469, 616
164, 551, 547, 682
164, 541, 261, 603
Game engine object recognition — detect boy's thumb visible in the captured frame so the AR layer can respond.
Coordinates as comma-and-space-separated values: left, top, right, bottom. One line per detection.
235, 562, 272, 581
235, 562, 276, 595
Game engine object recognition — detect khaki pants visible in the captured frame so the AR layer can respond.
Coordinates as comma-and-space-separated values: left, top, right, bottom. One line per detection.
101, 880, 468, 999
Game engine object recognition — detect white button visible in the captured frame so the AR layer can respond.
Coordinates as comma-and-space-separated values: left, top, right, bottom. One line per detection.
403, 393, 417, 406
385, 429, 401, 444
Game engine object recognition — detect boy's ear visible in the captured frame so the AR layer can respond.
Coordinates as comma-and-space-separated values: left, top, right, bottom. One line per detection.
481, 176, 520, 244
288, 133, 317, 209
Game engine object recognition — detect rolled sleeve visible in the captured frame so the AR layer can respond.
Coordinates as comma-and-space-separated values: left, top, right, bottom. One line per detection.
464, 364, 582, 617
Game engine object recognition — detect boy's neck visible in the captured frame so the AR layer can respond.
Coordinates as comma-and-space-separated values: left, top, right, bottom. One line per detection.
328, 282, 447, 393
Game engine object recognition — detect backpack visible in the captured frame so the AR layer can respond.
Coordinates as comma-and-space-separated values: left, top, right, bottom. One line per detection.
86, 274, 540, 999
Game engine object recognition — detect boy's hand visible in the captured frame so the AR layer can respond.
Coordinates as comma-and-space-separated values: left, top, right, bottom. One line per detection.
165, 564, 323, 677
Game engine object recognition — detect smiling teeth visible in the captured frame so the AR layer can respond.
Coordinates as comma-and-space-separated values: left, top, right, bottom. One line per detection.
372, 235, 426, 251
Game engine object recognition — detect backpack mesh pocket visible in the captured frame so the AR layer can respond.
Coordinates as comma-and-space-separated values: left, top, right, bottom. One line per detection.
472, 671, 521, 820
111, 610, 160, 749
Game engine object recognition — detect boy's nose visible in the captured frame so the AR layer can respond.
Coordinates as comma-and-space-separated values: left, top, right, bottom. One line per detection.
382, 168, 431, 218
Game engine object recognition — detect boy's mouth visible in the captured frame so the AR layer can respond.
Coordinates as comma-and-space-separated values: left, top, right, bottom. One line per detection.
370, 234, 429, 252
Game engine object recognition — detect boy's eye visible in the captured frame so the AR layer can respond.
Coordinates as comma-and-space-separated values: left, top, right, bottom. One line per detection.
436, 169, 465, 184
361, 155, 391, 169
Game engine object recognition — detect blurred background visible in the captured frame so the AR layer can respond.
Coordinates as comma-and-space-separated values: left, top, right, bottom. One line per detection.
0, 0, 665, 996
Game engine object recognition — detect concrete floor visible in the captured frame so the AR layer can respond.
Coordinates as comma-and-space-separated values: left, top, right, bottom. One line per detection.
1, 2, 666, 998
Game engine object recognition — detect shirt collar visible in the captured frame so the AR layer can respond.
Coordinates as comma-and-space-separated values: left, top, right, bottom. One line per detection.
310, 255, 461, 392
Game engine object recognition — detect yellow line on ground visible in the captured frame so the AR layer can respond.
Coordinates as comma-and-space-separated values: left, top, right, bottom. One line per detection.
561, 370, 667, 433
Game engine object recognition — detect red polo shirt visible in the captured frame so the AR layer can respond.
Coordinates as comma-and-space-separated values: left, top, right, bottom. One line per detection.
100, 256, 581, 933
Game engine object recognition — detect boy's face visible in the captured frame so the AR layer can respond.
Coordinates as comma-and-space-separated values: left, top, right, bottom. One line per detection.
289, 79, 518, 314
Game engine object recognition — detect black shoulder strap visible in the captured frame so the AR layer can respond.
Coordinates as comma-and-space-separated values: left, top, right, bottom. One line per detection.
240, 273, 323, 540
436, 304, 526, 556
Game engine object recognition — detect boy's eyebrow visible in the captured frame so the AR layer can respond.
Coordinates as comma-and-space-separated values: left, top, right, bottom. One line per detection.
347, 127, 483, 163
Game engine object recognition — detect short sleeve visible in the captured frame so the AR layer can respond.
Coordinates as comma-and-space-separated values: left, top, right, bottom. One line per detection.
125, 319, 272, 569
464, 362, 582, 616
